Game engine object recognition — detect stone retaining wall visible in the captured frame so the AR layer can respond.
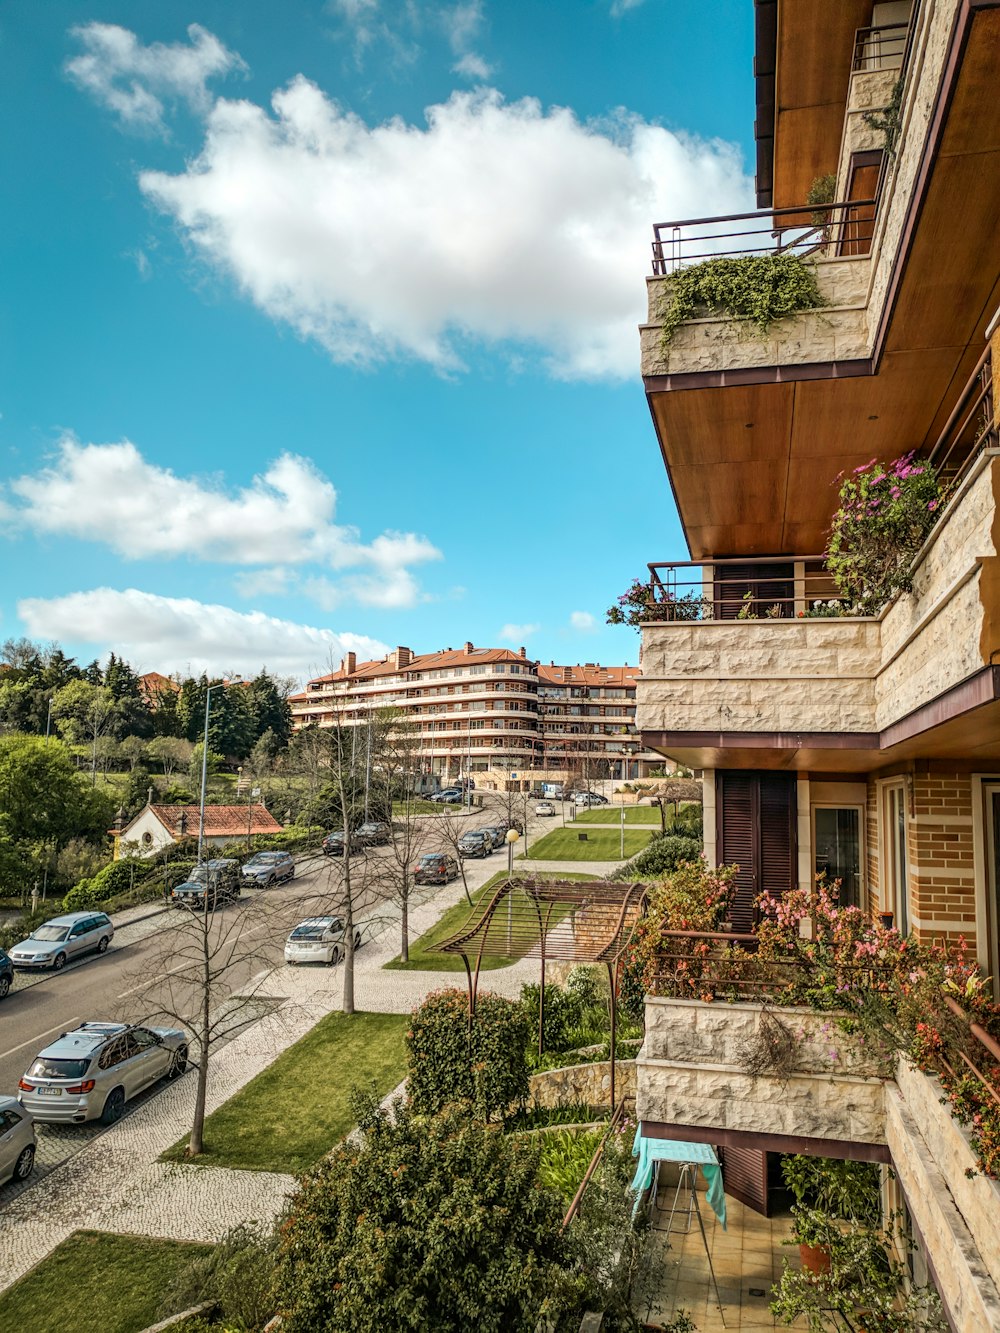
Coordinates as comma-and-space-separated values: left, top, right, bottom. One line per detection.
528, 1059, 636, 1109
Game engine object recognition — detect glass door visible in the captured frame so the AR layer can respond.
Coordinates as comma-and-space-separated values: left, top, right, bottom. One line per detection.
813, 807, 863, 908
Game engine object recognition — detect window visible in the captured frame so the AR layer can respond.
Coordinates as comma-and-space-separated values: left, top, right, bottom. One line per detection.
813, 806, 863, 909
0, 1109, 22, 1132
883, 781, 909, 933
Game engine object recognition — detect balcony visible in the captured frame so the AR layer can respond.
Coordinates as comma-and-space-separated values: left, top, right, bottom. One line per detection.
636, 349, 1000, 768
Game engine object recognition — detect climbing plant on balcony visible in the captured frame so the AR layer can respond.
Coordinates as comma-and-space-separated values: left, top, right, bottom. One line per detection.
656, 251, 825, 346
825, 452, 944, 614
605, 580, 708, 628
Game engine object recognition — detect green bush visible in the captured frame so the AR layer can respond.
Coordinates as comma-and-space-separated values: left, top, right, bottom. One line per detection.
63, 857, 145, 911
157, 1223, 278, 1333
520, 982, 582, 1053
406, 988, 530, 1122
657, 251, 824, 344
160, 784, 197, 805
614, 833, 703, 880
534, 1128, 605, 1204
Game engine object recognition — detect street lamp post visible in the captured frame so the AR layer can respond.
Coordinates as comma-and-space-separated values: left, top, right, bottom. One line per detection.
505, 827, 520, 953
197, 683, 228, 868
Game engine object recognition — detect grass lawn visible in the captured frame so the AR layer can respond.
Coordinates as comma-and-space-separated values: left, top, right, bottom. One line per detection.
384, 869, 597, 973
161, 1011, 408, 1173
0, 1231, 210, 1333
393, 798, 467, 816
572, 806, 663, 825
521, 827, 654, 861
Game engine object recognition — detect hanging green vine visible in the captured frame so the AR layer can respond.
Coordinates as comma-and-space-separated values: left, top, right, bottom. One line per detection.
862, 75, 904, 154
656, 252, 825, 347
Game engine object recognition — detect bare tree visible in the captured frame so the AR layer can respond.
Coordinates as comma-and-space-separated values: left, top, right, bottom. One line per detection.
433, 807, 476, 906
147, 736, 195, 780
115, 874, 316, 1156
374, 723, 436, 962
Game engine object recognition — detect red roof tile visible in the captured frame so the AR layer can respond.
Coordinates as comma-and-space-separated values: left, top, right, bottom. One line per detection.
147, 804, 283, 837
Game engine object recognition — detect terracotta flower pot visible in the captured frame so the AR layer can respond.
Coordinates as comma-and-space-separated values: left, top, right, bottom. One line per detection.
799, 1242, 832, 1275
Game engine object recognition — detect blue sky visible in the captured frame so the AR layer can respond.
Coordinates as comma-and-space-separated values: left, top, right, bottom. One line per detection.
0, 0, 755, 683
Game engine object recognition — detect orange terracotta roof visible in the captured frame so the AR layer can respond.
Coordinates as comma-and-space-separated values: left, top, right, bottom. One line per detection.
303, 645, 537, 687
145, 804, 284, 837
140, 672, 181, 699
537, 664, 640, 687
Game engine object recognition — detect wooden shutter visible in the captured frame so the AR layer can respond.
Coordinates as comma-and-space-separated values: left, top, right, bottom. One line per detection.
722, 1146, 771, 1216
714, 563, 794, 620
719, 773, 758, 931
718, 772, 797, 931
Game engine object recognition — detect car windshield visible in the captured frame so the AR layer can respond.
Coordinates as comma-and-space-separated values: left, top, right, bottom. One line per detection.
30, 925, 70, 942
252, 853, 281, 863
419, 855, 443, 864
28, 1056, 90, 1079
291, 921, 336, 939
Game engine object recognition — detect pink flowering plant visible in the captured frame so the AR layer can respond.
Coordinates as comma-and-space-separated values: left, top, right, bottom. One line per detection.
606, 580, 709, 629
826, 452, 944, 614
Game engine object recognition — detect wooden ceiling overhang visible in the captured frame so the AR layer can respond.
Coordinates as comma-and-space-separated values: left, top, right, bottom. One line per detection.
651, 2, 1000, 561
754, 0, 873, 210
642, 665, 1000, 774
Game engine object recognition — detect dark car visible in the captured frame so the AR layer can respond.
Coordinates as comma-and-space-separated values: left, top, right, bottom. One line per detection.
413, 854, 460, 885
480, 825, 505, 850
170, 859, 241, 910
356, 821, 391, 847
322, 830, 355, 857
494, 816, 525, 836
0, 949, 13, 1000
458, 830, 494, 859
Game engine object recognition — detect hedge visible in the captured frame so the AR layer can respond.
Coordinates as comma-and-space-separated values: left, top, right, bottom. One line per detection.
406, 988, 530, 1122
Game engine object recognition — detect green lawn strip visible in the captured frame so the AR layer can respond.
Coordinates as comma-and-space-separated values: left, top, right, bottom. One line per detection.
0, 1230, 211, 1333
385, 869, 597, 973
572, 806, 662, 825
392, 799, 471, 816
520, 827, 654, 862
161, 1011, 408, 1173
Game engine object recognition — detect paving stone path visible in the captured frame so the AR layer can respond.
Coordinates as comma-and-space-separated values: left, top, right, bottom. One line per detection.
0, 863, 576, 1292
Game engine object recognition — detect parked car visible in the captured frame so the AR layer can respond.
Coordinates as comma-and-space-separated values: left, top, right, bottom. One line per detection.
0, 1096, 36, 1185
574, 791, 609, 807
356, 821, 391, 847
0, 948, 14, 999
413, 853, 460, 885
458, 830, 494, 859
284, 917, 362, 966
241, 850, 295, 886
535, 800, 556, 817
9, 912, 114, 972
480, 825, 505, 849
494, 815, 525, 835
322, 830, 356, 856
431, 788, 464, 804
170, 859, 241, 910
18, 1020, 188, 1126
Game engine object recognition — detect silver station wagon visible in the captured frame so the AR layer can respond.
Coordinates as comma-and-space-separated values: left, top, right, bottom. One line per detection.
9, 912, 114, 971
18, 1021, 188, 1125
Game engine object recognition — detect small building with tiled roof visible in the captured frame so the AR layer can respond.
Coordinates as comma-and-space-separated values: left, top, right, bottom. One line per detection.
139, 672, 181, 707
118, 802, 283, 858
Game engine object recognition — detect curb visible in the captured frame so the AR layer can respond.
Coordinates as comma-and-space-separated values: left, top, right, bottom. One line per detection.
113, 904, 171, 929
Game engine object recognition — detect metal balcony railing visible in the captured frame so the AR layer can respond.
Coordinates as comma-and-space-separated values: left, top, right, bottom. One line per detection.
651, 198, 877, 275
928, 345, 996, 486
640, 556, 846, 623
852, 21, 909, 72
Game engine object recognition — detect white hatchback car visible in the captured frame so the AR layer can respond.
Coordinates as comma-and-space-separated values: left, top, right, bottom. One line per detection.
535, 801, 556, 816
284, 917, 362, 966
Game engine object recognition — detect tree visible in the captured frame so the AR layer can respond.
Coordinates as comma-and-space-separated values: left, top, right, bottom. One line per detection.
275, 1092, 582, 1333
433, 807, 475, 906
147, 736, 194, 780
0, 736, 112, 898
244, 671, 292, 749
104, 653, 154, 738
118, 735, 149, 771
50, 679, 119, 784
374, 719, 432, 962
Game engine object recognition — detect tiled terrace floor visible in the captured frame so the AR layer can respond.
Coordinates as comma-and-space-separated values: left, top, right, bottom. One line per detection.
638, 1179, 803, 1331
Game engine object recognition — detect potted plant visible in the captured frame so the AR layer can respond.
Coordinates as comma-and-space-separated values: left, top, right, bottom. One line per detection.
781, 1154, 881, 1272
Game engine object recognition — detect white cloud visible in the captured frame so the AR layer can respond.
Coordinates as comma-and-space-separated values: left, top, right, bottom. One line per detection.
18, 588, 387, 681
66, 22, 246, 133
7, 438, 441, 607
570, 610, 597, 631
610, 0, 645, 16
446, 2, 493, 80
499, 622, 539, 643
138, 77, 752, 379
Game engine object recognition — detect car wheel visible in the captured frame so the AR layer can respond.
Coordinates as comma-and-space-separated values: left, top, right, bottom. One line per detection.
13, 1144, 34, 1182
53, 953, 67, 971
100, 1087, 126, 1126
0, 975, 10, 999
168, 1044, 188, 1079
97, 936, 110, 954
329, 946, 342, 966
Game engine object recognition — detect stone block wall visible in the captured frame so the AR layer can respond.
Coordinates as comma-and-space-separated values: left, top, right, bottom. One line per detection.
640, 258, 870, 380
637, 998, 888, 1144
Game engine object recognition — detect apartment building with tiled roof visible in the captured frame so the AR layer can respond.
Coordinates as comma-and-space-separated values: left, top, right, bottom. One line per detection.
290, 645, 655, 782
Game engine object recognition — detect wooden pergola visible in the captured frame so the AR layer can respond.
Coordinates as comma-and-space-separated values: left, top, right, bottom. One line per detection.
434, 876, 648, 1109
